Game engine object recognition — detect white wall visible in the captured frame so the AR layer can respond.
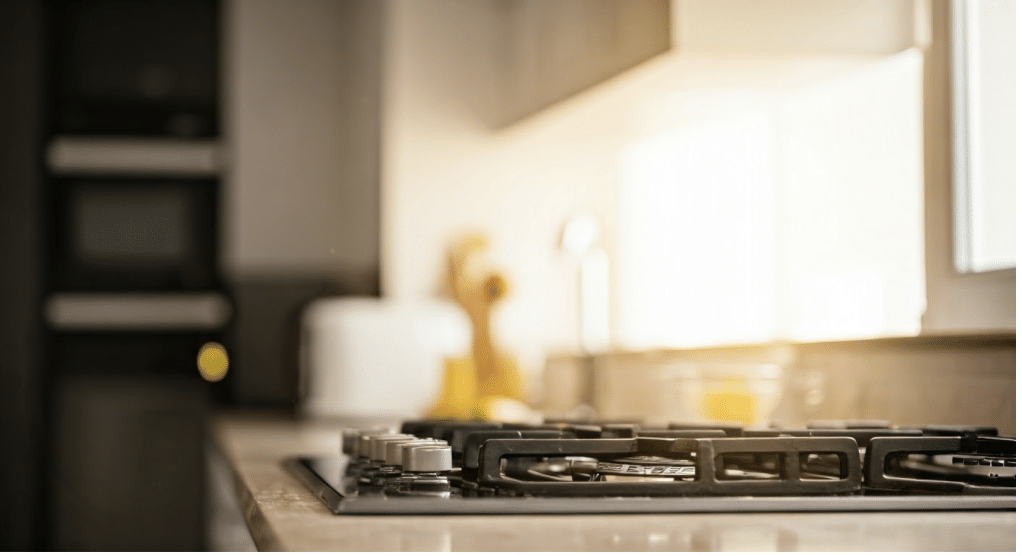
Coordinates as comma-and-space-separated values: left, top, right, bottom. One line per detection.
615, 50, 925, 348
772, 50, 926, 341
381, 0, 923, 391
382, 0, 624, 385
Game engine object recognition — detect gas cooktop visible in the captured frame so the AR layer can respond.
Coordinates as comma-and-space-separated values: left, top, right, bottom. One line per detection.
285, 419, 1016, 515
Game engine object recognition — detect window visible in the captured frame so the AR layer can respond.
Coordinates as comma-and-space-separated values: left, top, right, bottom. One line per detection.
920, 0, 1015, 333
950, 0, 1016, 273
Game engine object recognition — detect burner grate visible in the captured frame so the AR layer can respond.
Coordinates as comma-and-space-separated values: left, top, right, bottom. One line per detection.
473, 436, 862, 496
286, 419, 1015, 515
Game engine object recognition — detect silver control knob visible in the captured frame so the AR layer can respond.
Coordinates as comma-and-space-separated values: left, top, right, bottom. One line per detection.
404, 445, 453, 473
365, 434, 415, 461
370, 434, 416, 462
357, 431, 400, 459
386, 439, 446, 467
344, 426, 392, 455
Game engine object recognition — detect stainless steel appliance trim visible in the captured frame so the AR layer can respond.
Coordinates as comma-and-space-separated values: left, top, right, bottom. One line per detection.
45, 292, 232, 330
46, 136, 222, 176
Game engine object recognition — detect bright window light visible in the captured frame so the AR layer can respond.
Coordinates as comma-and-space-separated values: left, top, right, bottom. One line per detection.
616, 51, 925, 347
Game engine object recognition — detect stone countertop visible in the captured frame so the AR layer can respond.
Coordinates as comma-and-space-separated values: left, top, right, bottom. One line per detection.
209, 412, 1015, 552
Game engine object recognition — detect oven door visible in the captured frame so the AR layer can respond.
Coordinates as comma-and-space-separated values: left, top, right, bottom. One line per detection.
51, 176, 219, 291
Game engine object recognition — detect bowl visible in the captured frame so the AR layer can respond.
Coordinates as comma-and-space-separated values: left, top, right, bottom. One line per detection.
654, 363, 784, 427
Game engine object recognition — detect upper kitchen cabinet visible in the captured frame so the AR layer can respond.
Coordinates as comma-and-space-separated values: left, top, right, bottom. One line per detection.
485, 0, 671, 128
394, 0, 672, 129
388, 0, 918, 129
674, 0, 919, 55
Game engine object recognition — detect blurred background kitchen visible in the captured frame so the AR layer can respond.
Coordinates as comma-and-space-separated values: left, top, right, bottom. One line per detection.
0, 0, 1014, 551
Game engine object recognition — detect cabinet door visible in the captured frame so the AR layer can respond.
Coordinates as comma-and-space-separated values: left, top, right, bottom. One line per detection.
51, 0, 219, 136
50, 375, 208, 551
490, 0, 670, 127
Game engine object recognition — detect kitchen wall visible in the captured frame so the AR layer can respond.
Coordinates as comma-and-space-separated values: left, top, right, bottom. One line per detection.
382, 0, 626, 389
615, 49, 925, 348
380, 0, 925, 397
225, 0, 1010, 422
574, 334, 1015, 436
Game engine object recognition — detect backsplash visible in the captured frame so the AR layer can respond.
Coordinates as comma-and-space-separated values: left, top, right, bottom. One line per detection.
796, 336, 1015, 435
542, 334, 1015, 435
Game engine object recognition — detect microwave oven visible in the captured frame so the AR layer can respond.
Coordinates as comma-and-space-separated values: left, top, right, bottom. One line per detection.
50, 176, 220, 291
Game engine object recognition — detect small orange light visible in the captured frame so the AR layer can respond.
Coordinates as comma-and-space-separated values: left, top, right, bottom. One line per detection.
197, 341, 229, 382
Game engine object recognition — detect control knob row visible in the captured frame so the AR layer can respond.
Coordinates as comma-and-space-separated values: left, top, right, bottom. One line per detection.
341, 429, 452, 472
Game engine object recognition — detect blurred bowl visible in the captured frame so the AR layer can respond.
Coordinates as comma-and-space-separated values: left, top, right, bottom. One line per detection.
655, 363, 784, 427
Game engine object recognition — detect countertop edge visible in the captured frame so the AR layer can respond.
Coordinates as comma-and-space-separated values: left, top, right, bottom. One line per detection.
232, 458, 286, 551
206, 412, 1017, 551
210, 416, 287, 552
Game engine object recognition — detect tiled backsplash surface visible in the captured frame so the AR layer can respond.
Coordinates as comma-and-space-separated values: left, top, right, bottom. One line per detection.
543, 335, 1015, 435
795, 337, 1015, 435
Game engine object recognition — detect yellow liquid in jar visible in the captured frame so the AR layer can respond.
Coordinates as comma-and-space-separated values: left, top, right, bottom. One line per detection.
700, 379, 757, 425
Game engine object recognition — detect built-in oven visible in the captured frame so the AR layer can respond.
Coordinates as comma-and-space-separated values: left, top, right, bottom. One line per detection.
49, 174, 219, 291
50, 0, 218, 138
40, 1, 225, 547
42, 139, 233, 550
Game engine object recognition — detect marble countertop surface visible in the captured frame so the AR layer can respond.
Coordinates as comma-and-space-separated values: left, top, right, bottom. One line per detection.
209, 412, 1015, 552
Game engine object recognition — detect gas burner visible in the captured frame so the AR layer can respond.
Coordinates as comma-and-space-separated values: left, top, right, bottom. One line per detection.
285, 419, 1016, 515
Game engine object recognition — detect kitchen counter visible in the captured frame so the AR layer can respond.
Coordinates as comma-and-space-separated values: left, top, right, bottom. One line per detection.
209, 412, 1015, 551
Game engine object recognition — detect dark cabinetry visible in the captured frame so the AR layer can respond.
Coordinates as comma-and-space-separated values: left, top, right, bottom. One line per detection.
50, 375, 208, 550
0, 0, 47, 550
40, 0, 226, 550
50, 0, 218, 136
49, 176, 220, 291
